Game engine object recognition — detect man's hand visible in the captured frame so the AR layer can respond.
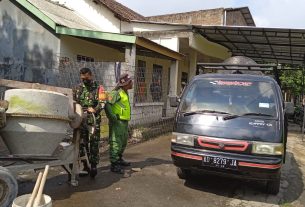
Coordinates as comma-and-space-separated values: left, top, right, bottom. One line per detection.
87, 107, 96, 113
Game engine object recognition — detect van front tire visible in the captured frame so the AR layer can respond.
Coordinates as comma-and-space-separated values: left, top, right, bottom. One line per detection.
177, 168, 191, 179
266, 176, 281, 195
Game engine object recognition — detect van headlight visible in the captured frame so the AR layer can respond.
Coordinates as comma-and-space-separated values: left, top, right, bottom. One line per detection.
172, 133, 195, 146
252, 142, 283, 155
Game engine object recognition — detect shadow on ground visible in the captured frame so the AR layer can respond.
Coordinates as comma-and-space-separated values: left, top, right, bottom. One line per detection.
18, 157, 172, 201
183, 151, 303, 205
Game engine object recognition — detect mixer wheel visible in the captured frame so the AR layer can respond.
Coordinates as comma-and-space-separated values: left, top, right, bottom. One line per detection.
0, 166, 18, 207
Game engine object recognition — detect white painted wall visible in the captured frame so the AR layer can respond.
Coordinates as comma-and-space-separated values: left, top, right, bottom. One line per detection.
149, 37, 179, 52
60, 36, 125, 61
49, 0, 121, 33
0, 0, 60, 85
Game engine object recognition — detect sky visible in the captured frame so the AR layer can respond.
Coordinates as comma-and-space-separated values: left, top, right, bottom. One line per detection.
116, 0, 305, 29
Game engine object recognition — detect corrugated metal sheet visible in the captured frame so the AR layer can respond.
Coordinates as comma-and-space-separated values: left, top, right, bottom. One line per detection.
28, 0, 99, 30
196, 25, 305, 65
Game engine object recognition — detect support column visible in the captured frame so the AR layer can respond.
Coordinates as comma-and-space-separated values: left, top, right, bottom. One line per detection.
125, 44, 136, 68
169, 60, 179, 97
166, 60, 179, 117
124, 44, 136, 106
188, 50, 197, 81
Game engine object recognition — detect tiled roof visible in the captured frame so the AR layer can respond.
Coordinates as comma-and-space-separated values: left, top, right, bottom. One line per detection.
93, 0, 146, 21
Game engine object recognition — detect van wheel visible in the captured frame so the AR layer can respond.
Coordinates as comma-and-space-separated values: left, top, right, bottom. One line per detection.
176, 168, 191, 179
266, 177, 281, 195
0, 167, 18, 207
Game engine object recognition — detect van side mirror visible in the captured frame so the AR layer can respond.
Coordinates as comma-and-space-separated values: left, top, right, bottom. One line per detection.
169, 96, 180, 107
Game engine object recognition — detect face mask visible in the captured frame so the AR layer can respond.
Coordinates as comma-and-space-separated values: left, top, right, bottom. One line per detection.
82, 79, 92, 85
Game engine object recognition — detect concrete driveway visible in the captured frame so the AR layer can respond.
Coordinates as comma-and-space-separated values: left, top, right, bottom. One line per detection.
18, 125, 305, 207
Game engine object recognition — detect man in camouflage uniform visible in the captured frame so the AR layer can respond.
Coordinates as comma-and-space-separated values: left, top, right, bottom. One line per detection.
105, 73, 132, 174
73, 68, 103, 177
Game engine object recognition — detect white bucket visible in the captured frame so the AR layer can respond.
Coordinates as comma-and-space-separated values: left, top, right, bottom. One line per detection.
12, 194, 52, 207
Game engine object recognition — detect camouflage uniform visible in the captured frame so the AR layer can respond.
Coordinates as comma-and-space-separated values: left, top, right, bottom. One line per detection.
73, 81, 103, 166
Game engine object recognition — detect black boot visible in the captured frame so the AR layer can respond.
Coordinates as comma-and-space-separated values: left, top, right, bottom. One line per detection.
90, 164, 97, 178
111, 162, 125, 174
118, 156, 131, 167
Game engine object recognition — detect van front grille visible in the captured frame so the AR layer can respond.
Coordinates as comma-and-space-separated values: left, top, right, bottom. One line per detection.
197, 136, 249, 152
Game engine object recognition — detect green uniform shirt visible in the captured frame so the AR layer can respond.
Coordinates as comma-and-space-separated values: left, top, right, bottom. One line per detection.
73, 81, 103, 114
105, 88, 131, 122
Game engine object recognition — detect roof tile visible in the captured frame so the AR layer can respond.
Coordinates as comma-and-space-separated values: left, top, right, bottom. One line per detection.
94, 0, 146, 21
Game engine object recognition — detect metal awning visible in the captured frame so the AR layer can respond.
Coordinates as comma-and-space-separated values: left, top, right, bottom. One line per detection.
194, 25, 305, 65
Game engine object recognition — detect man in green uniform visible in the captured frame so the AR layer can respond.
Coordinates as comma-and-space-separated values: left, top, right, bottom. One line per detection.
105, 73, 132, 174
73, 68, 103, 177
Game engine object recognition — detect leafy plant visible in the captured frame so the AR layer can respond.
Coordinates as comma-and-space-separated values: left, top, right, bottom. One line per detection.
279, 66, 305, 99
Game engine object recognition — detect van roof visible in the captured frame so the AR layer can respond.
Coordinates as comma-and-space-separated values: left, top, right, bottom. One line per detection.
194, 74, 277, 83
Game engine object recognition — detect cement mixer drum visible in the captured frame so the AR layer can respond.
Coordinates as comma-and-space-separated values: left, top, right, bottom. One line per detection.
0, 89, 70, 157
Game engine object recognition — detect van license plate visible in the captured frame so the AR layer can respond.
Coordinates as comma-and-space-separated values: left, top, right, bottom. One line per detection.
202, 156, 238, 170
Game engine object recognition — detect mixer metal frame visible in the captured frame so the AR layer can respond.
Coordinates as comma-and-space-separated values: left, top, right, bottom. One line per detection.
0, 79, 84, 187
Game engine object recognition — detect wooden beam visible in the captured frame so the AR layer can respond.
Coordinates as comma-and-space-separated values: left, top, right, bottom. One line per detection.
136, 37, 184, 60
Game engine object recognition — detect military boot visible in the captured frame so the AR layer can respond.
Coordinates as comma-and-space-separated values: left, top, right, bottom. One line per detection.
90, 164, 97, 178
118, 156, 131, 167
111, 162, 124, 174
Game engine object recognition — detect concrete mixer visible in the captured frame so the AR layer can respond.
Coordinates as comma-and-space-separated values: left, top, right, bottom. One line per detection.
0, 79, 84, 207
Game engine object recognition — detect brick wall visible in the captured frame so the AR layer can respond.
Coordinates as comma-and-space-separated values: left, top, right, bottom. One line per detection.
225, 10, 248, 26
147, 8, 224, 26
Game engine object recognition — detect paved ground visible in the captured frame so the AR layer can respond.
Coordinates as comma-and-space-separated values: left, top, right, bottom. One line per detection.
18, 124, 305, 207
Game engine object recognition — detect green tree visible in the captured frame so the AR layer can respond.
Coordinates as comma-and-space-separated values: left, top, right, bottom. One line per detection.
279, 68, 304, 101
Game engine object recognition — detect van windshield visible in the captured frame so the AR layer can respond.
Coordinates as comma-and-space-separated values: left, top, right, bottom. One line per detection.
180, 79, 278, 118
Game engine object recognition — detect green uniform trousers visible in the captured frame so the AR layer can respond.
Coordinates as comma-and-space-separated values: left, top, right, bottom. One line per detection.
109, 119, 128, 164
80, 114, 100, 165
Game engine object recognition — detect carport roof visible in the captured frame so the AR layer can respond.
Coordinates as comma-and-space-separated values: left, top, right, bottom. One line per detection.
194, 25, 305, 65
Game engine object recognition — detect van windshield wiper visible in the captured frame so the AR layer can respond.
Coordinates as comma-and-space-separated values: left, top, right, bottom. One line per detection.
223, 112, 273, 120
182, 110, 231, 117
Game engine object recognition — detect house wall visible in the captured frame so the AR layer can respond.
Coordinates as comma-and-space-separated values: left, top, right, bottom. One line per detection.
226, 10, 248, 26
132, 56, 172, 125
49, 0, 121, 33
146, 8, 224, 26
0, 0, 60, 85
135, 56, 171, 102
60, 35, 125, 62
149, 37, 180, 52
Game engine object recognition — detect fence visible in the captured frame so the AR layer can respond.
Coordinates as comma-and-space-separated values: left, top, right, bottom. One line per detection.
0, 58, 175, 142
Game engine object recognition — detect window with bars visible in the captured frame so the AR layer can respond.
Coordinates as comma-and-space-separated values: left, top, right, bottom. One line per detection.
135, 60, 147, 103
150, 64, 163, 102
77, 55, 94, 62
